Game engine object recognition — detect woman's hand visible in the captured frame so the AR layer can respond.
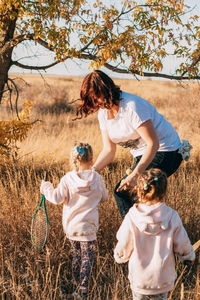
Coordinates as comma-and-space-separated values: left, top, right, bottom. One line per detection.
117, 172, 137, 192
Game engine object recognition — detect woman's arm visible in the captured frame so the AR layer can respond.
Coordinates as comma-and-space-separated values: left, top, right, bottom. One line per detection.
117, 119, 159, 191
93, 130, 116, 171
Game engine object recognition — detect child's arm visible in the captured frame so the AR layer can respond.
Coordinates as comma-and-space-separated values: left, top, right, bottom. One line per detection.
173, 212, 195, 263
114, 215, 134, 263
40, 176, 69, 205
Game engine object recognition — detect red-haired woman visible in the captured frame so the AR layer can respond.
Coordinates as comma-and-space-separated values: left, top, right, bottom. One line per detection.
76, 70, 191, 219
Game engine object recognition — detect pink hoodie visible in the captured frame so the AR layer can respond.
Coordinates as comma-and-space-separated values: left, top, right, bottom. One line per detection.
40, 170, 108, 241
114, 202, 195, 295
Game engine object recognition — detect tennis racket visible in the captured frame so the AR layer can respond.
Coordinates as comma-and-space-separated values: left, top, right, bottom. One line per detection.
31, 171, 49, 251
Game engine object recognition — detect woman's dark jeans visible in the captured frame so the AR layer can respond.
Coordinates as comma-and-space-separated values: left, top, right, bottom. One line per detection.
114, 150, 183, 219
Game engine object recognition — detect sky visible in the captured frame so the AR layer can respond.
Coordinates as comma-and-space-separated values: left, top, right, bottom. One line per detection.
9, 0, 200, 79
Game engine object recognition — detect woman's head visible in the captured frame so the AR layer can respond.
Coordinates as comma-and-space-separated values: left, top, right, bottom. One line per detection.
77, 70, 121, 118
137, 168, 167, 204
71, 142, 93, 171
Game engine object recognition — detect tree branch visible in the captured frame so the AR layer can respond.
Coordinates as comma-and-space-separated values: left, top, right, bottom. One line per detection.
1, 34, 35, 53
2, 34, 57, 55
0, 11, 9, 18
79, 54, 200, 80
12, 60, 61, 70
4, 27, 199, 80
103, 62, 200, 80
3, 31, 188, 81
181, 54, 200, 77
7, 78, 20, 119
12, 51, 200, 80
0, 143, 9, 149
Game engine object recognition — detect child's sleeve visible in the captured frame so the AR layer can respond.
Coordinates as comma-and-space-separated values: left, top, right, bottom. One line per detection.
173, 212, 195, 262
114, 214, 134, 264
99, 175, 108, 203
40, 176, 69, 205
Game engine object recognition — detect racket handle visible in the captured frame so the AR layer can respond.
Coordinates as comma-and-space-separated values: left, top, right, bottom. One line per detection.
44, 171, 48, 181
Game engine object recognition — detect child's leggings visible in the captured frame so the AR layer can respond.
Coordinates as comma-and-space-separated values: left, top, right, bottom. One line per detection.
70, 240, 97, 294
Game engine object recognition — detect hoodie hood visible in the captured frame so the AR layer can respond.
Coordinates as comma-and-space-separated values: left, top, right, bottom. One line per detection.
129, 202, 173, 235
65, 170, 98, 194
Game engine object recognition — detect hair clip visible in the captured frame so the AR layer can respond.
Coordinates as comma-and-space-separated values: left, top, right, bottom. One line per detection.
76, 146, 85, 156
141, 177, 149, 191
143, 182, 149, 190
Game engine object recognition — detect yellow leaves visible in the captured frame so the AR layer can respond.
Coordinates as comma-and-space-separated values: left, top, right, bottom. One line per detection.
73, 23, 79, 29
96, 0, 102, 5
18, 100, 33, 121
89, 59, 102, 70
133, 4, 143, 18
157, 26, 164, 37
0, 0, 22, 15
0, 119, 32, 157
153, 59, 162, 73
98, 48, 112, 60
196, 31, 200, 40
0, 1, 18, 22
80, 37, 88, 44
0, 100, 34, 157
105, 21, 113, 31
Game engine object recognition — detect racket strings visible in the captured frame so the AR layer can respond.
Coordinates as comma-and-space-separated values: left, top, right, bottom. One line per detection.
31, 207, 48, 250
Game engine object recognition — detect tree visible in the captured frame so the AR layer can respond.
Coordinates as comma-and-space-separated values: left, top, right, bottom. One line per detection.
1, 0, 200, 105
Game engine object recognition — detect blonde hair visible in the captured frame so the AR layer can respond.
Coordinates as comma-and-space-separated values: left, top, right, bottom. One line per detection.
137, 168, 167, 204
71, 142, 93, 171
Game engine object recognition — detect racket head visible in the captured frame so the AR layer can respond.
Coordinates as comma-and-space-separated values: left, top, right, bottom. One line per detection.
31, 195, 49, 251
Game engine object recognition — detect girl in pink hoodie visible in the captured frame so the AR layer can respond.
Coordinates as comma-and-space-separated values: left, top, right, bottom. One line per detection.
114, 168, 195, 300
40, 142, 108, 299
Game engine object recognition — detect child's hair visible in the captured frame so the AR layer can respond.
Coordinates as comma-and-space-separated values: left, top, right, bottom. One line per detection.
71, 142, 93, 171
137, 168, 167, 204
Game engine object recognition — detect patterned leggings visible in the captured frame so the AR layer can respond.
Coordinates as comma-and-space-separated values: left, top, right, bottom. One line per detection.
70, 240, 97, 294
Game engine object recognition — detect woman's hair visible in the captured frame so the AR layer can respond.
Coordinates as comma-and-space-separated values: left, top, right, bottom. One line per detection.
76, 70, 121, 119
71, 142, 93, 171
137, 168, 167, 203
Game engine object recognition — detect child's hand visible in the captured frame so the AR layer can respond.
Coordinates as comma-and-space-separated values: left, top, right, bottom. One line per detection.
114, 246, 129, 264
40, 180, 45, 194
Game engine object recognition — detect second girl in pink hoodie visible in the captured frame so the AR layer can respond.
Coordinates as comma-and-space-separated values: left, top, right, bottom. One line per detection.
114, 168, 195, 300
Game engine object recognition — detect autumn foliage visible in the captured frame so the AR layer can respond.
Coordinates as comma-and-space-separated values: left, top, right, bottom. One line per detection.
0, 100, 33, 157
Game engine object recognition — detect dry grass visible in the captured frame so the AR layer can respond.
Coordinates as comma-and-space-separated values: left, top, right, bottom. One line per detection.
0, 74, 200, 299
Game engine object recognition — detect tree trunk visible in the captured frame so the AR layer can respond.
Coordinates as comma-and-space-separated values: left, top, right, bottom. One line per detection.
0, 15, 17, 103
0, 50, 13, 103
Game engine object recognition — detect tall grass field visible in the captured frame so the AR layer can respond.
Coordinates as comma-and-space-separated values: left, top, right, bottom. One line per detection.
0, 74, 199, 299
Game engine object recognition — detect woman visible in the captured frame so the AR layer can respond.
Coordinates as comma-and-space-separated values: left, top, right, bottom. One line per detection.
76, 70, 191, 219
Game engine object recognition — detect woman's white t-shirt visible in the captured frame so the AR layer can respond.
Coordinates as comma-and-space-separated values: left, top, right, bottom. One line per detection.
98, 91, 181, 157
